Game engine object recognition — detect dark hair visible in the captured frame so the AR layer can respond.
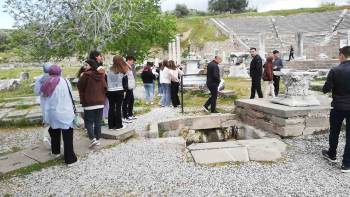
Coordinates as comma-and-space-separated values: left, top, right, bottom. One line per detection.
146, 62, 154, 67
162, 60, 169, 70
339, 46, 350, 58
89, 50, 101, 61
85, 59, 98, 70
126, 56, 136, 62
250, 48, 257, 51
168, 60, 176, 70
273, 50, 279, 54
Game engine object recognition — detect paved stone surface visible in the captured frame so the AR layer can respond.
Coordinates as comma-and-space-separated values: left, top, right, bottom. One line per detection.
189, 143, 250, 164
0, 151, 38, 175
101, 128, 135, 141
238, 139, 287, 162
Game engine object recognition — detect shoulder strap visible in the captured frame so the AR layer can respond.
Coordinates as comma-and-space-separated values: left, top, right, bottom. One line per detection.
64, 79, 77, 113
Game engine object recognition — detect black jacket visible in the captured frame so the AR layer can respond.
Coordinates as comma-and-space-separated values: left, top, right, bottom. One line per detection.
250, 55, 263, 79
206, 60, 220, 87
141, 68, 156, 84
323, 60, 350, 110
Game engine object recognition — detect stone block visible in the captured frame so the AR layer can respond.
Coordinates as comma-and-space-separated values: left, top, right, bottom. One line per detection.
189, 142, 249, 164
237, 139, 286, 161
148, 123, 159, 138
163, 129, 181, 138
221, 119, 239, 127
191, 116, 221, 130
270, 116, 305, 126
0, 108, 12, 120
25, 113, 43, 123
22, 145, 53, 163
0, 151, 38, 175
305, 117, 329, 128
158, 118, 184, 131
246, 108, 266, 119
275, 125, 304, 137
6, 110, 29, 118
101, 127, 135, 141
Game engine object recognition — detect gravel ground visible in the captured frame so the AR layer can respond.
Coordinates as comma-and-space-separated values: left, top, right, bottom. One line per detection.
1, 130, 350, 196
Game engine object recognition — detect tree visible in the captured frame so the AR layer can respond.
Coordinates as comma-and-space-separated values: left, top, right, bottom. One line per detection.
4, 0, 176, 61
174, 4, 190, 17
208, 0, 248, 13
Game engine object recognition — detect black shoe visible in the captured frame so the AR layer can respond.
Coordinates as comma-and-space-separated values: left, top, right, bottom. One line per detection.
322, 150, 337, 163
341, 165, 350, 173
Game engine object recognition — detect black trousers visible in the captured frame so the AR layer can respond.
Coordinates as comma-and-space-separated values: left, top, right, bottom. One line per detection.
250, 77, 263, 99
107, 90, 124, 129
328, 109, 350, 166
84, 108, 103, 140
123, 89, 134, 118
289, 53, 294, 61
171, 81, 180, 107
204, 85, 218, 112
273, 75, 280, 96
49, 128, 77, 164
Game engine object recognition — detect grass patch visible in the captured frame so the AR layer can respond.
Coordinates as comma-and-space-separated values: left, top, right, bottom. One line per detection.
177, 17, 228, 49
14, 105, 33, 110
0, 159, 63, 181
0, 119, 41, 129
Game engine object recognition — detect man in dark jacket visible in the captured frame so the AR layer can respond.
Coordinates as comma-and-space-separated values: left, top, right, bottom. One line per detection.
203, 56, 222, 113
273, 50, 284, 96
322, 46, 350, 173
249, 48, 263, 99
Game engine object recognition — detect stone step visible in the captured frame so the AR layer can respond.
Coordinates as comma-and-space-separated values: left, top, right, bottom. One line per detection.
101, 127, 136, 141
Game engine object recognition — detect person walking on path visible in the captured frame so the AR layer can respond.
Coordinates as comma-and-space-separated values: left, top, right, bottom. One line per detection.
249, 48, 263, 99
141, 62, 156, 104
160, 60, 172, 107
107, 56, 129, 130
288, 45, 294, 61
322, 46, 350, 173
263, 55, 275, 98
203, 56, 222, 113
41, 65, 77, 165
34, 62, 53, 149
272, 50, 283, 96
169, 60, 184, 108
77, 59, 107, 148
123, 56, 136, 122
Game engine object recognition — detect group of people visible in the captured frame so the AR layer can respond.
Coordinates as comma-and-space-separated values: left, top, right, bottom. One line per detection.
140, 59, 183, 108
249, 47, 283, 99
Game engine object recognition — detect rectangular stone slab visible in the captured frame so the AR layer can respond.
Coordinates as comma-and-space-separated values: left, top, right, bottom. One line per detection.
22, 145, 53, 163
101, 128, 135, 141
188, 141, 242, 151
191, 146, 249, 164
0, 151, 38, 175
235, 99, 330, 118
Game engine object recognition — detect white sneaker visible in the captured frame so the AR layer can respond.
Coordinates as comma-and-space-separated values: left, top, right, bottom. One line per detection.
51, 153, 61, 159
43, 137, 51, 149
67, 161, 79, 167
89, 138, 98, 148
96, 140, 101, 146
123, 118, 132, 123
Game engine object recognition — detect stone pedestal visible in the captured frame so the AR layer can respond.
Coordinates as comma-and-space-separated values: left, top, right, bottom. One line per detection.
235, 99, 331, 137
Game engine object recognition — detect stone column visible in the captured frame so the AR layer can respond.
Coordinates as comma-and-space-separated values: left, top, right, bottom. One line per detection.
296, 32, 304, 58
172, 40, 176, 61
168, 43, 172, 60
176, 35, 181, 65
258, 33, 266, 57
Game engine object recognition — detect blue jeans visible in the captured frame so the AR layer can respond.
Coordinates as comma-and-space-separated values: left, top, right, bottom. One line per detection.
158, 81, 163, 95
144, 83, 154, 102
84, 108, 103, 140
161, 83, 171, 106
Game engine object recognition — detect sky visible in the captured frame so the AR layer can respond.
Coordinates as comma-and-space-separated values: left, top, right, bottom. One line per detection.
0, 0, 349, 29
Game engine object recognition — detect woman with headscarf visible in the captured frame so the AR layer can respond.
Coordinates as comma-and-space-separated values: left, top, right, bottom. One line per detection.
34, 62, 53, 149
41, 65, 77, 165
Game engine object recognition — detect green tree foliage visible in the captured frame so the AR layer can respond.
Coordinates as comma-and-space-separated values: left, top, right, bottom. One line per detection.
208, 0, 249, 13
5, 0, 176, 61
174, 4, 190, 18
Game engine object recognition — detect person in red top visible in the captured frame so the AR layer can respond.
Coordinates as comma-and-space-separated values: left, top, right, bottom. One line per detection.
262, 55, 275, 98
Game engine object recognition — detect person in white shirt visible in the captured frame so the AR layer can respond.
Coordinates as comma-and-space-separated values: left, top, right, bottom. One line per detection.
159, 60, 172, 107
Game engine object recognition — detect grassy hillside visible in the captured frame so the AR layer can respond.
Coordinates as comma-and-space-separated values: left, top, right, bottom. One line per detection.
176, 5, 350, 49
